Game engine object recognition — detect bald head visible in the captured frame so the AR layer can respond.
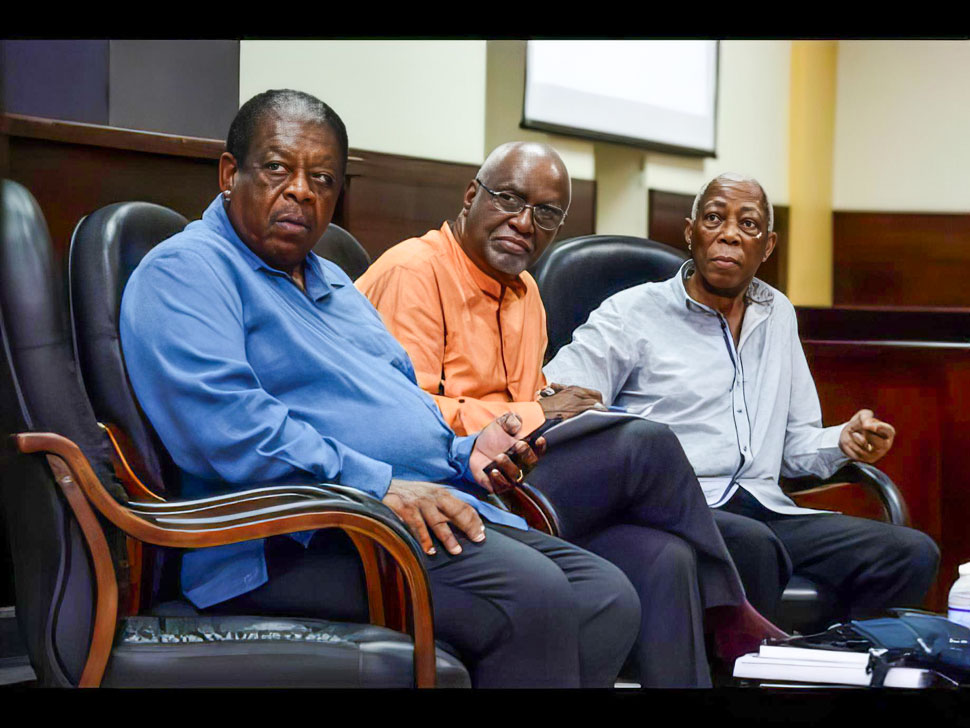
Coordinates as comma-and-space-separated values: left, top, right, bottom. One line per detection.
453, 141, 572, 285
476, 141, 572, 210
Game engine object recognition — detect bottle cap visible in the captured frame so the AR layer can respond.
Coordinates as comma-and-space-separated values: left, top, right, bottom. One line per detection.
959, 562, 970, 576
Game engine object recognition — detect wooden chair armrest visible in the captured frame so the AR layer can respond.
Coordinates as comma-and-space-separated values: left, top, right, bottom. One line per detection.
781, 462, 910, 526
13, 431, 436, 688
495, 481, 562, 537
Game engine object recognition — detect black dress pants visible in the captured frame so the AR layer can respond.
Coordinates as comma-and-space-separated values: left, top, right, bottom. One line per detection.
712, 487, 940, 624
526, 419, 746, 688
205, 523, 640, 688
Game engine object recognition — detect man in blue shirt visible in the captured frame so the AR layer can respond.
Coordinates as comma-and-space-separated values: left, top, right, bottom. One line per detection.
120, 89, 639, 688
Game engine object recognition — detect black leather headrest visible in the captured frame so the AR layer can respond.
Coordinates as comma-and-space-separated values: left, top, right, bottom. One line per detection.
69, 202, 189, 496
312, 223, 370, 281
530, 234, 688, 360
0, 179, 123, 501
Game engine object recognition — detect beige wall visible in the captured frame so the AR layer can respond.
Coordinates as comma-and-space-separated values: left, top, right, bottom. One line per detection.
239, 40, 488, 165
238, 40, 969, 215
485, 41, 595, 180
643, 41, 792, 206
239, 40, 792, 236
833, 40, 970, 213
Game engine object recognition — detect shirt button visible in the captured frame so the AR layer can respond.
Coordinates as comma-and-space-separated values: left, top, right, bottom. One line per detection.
737, 409, 743, 413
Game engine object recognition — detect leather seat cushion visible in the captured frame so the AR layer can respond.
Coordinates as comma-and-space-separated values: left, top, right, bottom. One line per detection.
102, 615, 470, 688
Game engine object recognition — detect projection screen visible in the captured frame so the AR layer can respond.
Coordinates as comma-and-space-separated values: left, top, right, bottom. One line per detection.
522, 40, 719, 157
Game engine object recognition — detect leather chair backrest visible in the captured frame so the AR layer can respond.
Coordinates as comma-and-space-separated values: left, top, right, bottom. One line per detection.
530, 234, 688, 360
0, 180, 120, 685
312, 223, 370, 281
69, 203, 189, 496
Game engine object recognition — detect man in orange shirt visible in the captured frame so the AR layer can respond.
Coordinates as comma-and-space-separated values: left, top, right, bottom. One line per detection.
357, 141, 784, 687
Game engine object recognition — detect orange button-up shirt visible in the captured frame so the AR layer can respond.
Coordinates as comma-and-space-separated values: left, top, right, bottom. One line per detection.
356, 222, 547, 437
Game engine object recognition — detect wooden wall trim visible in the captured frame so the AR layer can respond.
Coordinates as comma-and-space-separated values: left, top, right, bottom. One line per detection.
1, 113, 226, 160
796, 306, 970, 343
1, 112, 596, 264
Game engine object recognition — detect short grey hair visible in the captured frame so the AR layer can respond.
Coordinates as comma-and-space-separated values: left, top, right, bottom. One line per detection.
690, 172, 774, 234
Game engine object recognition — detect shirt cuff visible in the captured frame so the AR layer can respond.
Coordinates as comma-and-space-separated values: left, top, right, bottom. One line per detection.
816, 424, 851, 474
449, 434, 477, 485
337, 448, 394, 500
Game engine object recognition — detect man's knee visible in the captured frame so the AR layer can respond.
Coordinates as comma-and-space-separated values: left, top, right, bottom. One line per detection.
614, 419, 690, 476
715, 513, 793, 589
652, 534, 698, 578
617, 418, 679, 451
500, 552, 581, 634
891, 527, 940, 579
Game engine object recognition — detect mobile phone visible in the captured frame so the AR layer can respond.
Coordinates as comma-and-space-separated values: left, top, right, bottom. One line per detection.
483, 417, 563, 493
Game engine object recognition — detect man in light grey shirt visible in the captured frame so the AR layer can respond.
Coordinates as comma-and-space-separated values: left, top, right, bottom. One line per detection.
545, 172, 939, 622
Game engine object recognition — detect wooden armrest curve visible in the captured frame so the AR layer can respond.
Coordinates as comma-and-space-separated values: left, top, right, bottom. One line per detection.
781, 462, 910, 526
14, 431, 436, 688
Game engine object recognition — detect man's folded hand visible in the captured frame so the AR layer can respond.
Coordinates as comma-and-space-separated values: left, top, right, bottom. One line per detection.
382, 480, 485, 556
538, 382, 606, 420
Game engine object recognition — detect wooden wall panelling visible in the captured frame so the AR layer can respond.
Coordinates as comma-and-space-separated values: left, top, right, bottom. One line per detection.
796, 306, 970, 612
340, 151, 479, 261
1, 114, 597, 270
802, 342, 950, 610
648, 189, 789, 293
2, 114, 226, 268
833, 211, 970, 307
941, 358, 970, 607
9, 137, 221, 266
557, 179, 595, 246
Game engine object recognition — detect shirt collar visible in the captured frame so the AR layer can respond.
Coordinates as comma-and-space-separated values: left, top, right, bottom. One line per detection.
676, 259, 774, 314
202, 194, 346, 300
443, 222, 528, 300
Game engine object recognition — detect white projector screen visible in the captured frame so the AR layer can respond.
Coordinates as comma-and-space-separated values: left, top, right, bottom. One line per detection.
523, 40, 719, 157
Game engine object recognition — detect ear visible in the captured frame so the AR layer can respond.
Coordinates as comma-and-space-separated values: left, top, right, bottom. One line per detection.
761, 231, 778, 262
683, 217, 693, 247
461, 179, 479, 213
218, 152, 239, 194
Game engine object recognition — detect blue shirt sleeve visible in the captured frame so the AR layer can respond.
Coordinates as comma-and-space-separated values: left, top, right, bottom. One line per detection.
120, 248, 393, 500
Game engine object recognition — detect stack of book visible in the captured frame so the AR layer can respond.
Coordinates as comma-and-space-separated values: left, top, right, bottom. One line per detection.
733, 643, 937, 688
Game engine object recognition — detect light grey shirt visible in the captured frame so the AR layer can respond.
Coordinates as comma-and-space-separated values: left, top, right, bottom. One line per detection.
544, 261, 850, 515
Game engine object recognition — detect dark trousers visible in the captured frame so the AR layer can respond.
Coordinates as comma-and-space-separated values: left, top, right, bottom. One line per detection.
712, 487, 940, 623
526, 419, 746, 688
205, 523, 640, 688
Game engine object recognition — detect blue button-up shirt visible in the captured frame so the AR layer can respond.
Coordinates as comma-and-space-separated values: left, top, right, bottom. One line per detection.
121, 195, 525, 608
545, 261, 849, 515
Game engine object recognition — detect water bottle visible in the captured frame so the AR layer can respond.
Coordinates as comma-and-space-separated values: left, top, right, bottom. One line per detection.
948, 562, 970, 628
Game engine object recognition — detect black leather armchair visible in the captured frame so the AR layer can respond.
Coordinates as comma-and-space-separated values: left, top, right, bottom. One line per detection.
0, 183, 468, 687
313, 222, 371, 281
531, 234, 690, 361
531, 233, 915, 634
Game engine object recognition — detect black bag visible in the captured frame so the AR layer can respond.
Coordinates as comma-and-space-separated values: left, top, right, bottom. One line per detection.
782, 609, 970, 687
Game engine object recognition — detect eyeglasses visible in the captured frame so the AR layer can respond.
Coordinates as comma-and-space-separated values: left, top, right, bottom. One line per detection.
475, 179, 567, 231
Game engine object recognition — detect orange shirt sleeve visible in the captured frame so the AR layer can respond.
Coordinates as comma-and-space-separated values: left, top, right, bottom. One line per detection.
357, 264, 545, 438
